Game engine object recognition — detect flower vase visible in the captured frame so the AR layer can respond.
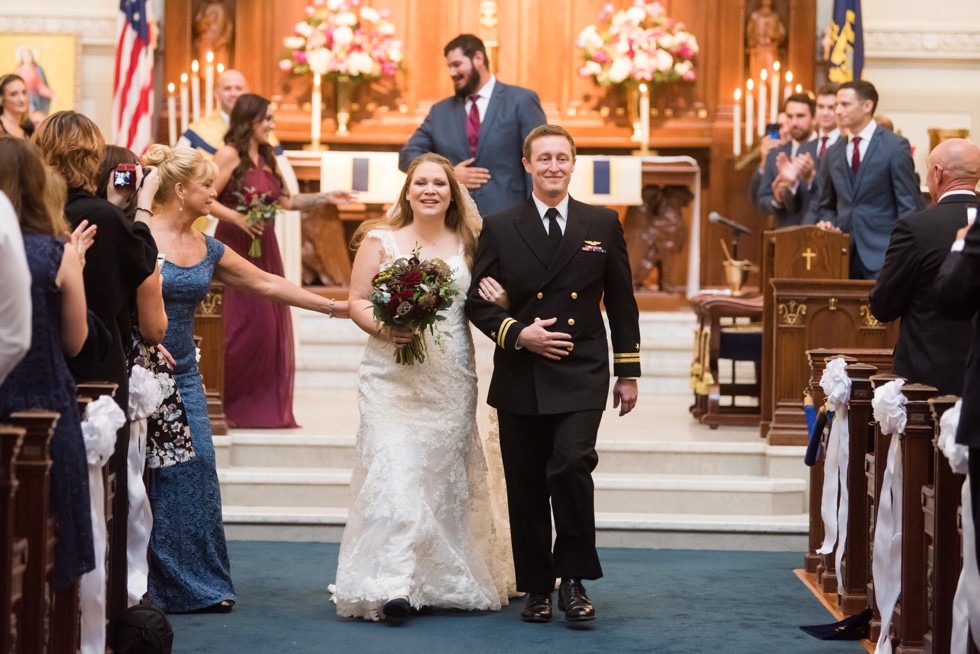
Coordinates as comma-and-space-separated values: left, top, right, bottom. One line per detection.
335, 75, 351, 136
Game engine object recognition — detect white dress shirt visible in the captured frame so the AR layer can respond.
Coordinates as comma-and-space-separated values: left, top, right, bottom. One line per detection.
0, 191, 32, 384
945, 190, 979, 251
464, 75, 496, 122
846, 120, 877, 166
531, 193, 569, 235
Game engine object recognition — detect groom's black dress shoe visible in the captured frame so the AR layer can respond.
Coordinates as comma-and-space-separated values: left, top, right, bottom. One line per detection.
558, 579, 595, 622
520, 593, 552, 623
382, 597, 411, 622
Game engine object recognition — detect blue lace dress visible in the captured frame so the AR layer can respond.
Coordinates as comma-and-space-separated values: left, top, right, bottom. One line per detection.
147, 235, 235, 612
0, 233, 94, 591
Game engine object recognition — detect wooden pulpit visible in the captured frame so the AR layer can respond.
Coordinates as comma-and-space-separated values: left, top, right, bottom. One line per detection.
759, 226, 899, 445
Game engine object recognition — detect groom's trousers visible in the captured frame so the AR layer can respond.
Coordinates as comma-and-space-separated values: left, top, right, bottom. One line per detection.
497, 409, 604, 593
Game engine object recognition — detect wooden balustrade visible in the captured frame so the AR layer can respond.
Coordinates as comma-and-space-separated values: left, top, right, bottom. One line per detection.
1, 424, 26, 654
8, 410, 59, 654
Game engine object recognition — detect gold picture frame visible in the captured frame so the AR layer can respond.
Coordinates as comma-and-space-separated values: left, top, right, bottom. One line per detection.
0, 32, 80, 118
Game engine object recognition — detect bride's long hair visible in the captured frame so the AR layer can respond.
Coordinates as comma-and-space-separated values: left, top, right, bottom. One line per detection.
351, 153, 481, 268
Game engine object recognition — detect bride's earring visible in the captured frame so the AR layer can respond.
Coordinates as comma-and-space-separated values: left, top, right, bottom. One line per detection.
178, 197, 184, 212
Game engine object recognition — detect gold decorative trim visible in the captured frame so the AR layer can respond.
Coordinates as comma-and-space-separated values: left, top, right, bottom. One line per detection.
828, 297, 838, 311
197, 291, 223, 316
778, 300, 807, 326
860, 305, 881, 328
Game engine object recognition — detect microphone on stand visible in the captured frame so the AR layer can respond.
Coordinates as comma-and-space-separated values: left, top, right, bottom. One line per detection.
708, 211, 753, 235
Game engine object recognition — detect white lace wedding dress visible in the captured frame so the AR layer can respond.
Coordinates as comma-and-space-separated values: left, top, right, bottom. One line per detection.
333, 230, 515, 620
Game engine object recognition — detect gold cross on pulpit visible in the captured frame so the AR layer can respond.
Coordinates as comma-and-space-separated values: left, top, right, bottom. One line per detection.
802, 248, 817, 271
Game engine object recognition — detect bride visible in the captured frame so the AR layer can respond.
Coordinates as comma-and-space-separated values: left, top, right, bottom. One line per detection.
333, 153, 514, 621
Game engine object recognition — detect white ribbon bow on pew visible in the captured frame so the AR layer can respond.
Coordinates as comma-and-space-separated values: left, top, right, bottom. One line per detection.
78, 396, 125, 654
871, 379, 907, 654
939, 401, 980, 652
816, 357, 851, 595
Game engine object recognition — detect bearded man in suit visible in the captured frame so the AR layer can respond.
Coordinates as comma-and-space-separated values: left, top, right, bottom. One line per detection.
869, 138, 978, 394
399, 34, 545, 217
756, 93, 818, 228
466, 125, 641, 624
813, 80, 923, 279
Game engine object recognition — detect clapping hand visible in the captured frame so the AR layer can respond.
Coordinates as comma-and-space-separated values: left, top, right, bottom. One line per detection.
794, 152, 816, 184
454, 158, 491, 190
69, 219, 97, 268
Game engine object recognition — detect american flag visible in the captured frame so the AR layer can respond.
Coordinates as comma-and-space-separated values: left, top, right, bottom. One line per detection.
112, 0, 154, 155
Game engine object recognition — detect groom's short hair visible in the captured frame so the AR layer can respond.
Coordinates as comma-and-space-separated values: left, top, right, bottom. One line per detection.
522, 124, 576, 161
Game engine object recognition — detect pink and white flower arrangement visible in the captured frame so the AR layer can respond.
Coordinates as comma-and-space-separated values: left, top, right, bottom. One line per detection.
576, 1, 698, 87
280, 0, 402, 82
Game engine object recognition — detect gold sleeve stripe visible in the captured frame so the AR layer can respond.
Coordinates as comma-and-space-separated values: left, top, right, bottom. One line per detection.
614, 353, 641, 362
497, 318, 517, 348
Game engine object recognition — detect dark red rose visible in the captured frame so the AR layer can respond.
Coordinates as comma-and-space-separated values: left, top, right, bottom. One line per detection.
399, 269, 423, 286
397, 289, 414, 302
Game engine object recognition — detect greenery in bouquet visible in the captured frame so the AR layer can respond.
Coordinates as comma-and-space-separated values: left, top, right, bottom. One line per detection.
280, 0, 403, 82
232, 186, 281, 258
576, 0, 699, 87
369, 246, 458, 365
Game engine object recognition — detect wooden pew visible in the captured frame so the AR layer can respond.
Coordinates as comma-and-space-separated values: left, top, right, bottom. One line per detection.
924, 395, 965, 654
8, 410, 59, 654
1, 424, 26, 654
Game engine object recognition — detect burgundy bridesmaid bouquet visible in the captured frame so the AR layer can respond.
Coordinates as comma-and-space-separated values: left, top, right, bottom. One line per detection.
369, 246, 458, 365
233, 186, 281, 258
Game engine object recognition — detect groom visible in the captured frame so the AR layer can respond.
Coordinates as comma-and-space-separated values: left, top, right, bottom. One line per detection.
466, 124, 641, 623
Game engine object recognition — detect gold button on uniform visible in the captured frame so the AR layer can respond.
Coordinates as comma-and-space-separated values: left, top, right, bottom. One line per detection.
567, 318, 575, 326
536, 292, 544, 299
570, 292, 578, 300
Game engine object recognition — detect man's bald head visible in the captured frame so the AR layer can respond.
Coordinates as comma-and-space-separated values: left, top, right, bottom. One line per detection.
926, 138, 980, 201
215, 69, 248, 115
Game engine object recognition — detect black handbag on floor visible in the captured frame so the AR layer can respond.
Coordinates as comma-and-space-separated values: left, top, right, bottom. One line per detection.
108, 603, 174, 654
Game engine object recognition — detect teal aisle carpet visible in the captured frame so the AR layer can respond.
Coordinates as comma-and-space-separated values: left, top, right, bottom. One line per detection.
167, 541, 862, 653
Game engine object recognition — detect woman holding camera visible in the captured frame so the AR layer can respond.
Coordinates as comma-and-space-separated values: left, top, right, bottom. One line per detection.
207, 93, 354, 428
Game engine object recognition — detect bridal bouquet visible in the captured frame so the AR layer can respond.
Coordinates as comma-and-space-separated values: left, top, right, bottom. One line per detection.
232, 186, 281, 258
576, 1, 699, 86
369, 246, 458, 365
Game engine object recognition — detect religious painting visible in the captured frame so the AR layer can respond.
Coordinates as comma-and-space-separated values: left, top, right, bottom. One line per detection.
0, 33, 79, 117
192, 0, 236, 68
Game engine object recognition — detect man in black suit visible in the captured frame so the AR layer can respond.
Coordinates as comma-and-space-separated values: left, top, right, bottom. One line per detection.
813, 80, 923, 279
465, 125, 640, 624
870, 138, 979, 394
756, 94, 818, 228
934, 139, 980, 565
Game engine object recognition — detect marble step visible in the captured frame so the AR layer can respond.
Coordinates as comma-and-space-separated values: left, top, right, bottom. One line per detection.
216, 467, 805, 516
220, 506, 808, 551
222, 432, 773, 477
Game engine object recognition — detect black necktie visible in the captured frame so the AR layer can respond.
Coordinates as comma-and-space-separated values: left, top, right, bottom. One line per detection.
546, 207, 562, 254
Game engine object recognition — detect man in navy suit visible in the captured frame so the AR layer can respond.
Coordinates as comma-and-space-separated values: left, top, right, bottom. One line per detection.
399, 34, 546, 217
813, 80, 923, 279
466, 125, 640, 624
870, 138, 978, 393
756, 93, 818, 227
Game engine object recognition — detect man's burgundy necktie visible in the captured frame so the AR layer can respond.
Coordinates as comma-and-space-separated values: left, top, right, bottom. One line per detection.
850, 136, 862, 173
466, 94, 480, 155
818, 136, 829, 162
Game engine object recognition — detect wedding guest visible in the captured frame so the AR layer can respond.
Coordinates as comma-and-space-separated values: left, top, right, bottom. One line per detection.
0, 74, 34, 139
0, 190, 31, 384
0, 136, 95, 591
334, 153, 513, 621
209, 93, 354, 428
142, 144, 349, 613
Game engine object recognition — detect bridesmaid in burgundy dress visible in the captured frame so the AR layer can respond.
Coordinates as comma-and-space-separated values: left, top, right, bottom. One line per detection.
211, 94, 354, 428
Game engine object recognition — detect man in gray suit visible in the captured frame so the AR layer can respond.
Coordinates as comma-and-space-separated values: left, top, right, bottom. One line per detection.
813, 80, 923, 279
399, 34, 546, 217
756, 94, 817, 228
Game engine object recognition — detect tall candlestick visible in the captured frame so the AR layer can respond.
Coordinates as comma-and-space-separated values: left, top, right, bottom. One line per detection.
638, 82, 650, 154
190, 59, 201, 122
758, 69, 767, 137
179, 73, 189, 133
733, 88, 742, 157
311, 73, 322, 148
783, 71, 794, 101
745, 79, 754, 147
167, 83, 177, 146
771, 61, 780, 123
205, 52, 215, 115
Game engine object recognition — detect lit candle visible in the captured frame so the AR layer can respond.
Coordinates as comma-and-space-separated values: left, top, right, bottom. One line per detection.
311, 73, 322, 147
205, 52, 215, 115
733, 88, 742, 157
783, 71, 794, 102
795, 83, 803, 94
758, 69, 767, 137
638, 82, 650, 153
179, 73, 189, 133
167, 83, 177, 146
217, 63, 225, 75
745, 79, 754, 147
190, 59, 201, 122
771, 61, 780, 123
